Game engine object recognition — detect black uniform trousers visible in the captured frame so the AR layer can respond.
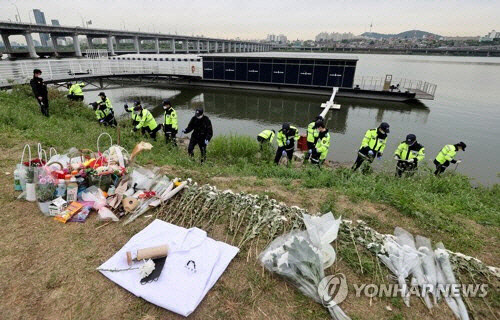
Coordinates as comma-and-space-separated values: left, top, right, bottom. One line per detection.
352, 147, 376, 171
274, 146, 294, 164
304, 141, 316, 161
188, 136, 207, 162
164, 125, 178, 145
396, 161, 417, 177
141, 125, 161, 141
434, 159, 450, 175
37, 96, 50, 117
67, 94, 84, 101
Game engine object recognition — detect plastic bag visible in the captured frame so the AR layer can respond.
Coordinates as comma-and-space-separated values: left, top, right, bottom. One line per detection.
416, 235, 439, 304
378, 237, 421, 307
394, 227, 432, 309
98, 207, 119, 222
129, 167, 158, 191
260, 230, 351, 320
303, 212, 341, 269
435, 243, 470, 320
81, 186, 107, 210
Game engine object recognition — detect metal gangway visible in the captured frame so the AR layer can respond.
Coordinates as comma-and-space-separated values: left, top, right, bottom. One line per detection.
354, 76, 437, 100
0, 52, 203, 88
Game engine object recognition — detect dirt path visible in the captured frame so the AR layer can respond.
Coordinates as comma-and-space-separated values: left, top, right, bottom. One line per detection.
0, 143, 496, 320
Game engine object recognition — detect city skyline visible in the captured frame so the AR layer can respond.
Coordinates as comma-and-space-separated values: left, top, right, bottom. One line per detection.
0, 0, 497, 40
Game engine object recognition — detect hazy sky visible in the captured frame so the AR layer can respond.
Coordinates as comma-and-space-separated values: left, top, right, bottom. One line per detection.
0, 0, 497, 39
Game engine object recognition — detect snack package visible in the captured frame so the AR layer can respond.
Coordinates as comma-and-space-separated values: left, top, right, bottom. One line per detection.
54, 201, 83, 223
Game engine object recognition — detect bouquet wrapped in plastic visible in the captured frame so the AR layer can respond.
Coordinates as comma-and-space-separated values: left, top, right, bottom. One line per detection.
377, 236, 421, 307
260, 231, 350, 320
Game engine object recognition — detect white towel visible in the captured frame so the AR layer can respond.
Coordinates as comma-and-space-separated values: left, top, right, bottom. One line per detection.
99, 219, 239, 317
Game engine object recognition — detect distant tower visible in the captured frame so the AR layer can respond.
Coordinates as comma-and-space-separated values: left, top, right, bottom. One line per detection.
33, 9, 49, 46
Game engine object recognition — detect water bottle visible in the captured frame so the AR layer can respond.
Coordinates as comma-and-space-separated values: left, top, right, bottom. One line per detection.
56, 179, 67, 198
14, 167, 22, 191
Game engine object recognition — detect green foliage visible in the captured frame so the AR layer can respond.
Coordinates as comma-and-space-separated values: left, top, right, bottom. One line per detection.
1, 86, 498, 255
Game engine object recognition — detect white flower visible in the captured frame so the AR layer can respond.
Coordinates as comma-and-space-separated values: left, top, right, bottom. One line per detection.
139, 259, 155, 279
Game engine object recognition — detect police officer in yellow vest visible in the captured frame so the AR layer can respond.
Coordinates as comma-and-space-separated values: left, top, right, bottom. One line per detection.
123, 101, 142, 127
352, 122, 390, 171
309, 121, 330, 167
304, 116, 324, 162
162, 100, 178, 145
257, 129, 275, 150
274, 123, 300, 164
133, 103, 161, 141
434, 142, 466, 175
97, 92, 113, 113
394, 134, 425, 177
66, 82, 86, 101
90, 101, 116, 127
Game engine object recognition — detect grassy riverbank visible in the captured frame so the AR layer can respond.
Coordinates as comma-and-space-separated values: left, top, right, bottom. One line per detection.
1, 86, 498, 254
0, 86, 498, 319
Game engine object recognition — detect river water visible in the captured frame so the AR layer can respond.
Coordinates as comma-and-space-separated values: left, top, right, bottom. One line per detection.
82, 54, 500, 185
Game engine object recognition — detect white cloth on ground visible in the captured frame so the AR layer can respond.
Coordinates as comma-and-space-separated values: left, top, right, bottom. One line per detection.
98, 219, 239, 317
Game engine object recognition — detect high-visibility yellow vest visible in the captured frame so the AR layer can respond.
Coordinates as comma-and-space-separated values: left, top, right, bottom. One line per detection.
315, 131, 330, 160
98, 98, 113, 110
95, 107, 110, 120
164, 108, 178, 130
68, 83, 85, 96
258, 129, 275, 143
394, 142, 425, 161
277, 126, 300, 148
360, 129, 387, 153
306, 121, 319, 143
136, 109, 158, 130
435, 144, 456, 164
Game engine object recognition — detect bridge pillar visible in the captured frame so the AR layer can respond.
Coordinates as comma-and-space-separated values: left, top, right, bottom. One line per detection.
184, 39, 189, 53
24, 32, 39, 59
155, 38, 160, 54
107, 36, 115, 55
221, 42, 225, 53
228, 42, 232, 53
1, 33, 13, 58
87, 36, 94, 49
196, 40, 200, 53
205, 40, 209, 52
171, 39, 176, 53
50, 34, 59, 57
133, 36, 140, 54
72, 34, 82, 57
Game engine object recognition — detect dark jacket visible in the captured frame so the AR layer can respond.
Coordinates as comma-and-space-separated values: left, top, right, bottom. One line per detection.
30, 77, 48, 98
185, 116, 213, 141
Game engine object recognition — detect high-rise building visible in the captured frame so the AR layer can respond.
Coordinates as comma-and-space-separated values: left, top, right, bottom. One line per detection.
266, 34, 276, 42
315, 32, 355, 42
33, 9, 49, 47
277, 34, 287, 44
51, 19, 60, 26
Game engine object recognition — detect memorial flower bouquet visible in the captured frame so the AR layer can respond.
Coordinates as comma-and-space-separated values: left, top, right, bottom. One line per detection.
260, 231, 351, 320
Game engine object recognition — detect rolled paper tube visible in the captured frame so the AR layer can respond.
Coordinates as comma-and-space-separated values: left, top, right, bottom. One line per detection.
126, 245, 168, 265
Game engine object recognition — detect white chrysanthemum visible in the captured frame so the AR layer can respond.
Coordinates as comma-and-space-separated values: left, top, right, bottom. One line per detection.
139, 259, 155, 279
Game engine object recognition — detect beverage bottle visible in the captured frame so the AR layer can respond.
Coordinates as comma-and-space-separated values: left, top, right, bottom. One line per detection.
66, 176, 78, 202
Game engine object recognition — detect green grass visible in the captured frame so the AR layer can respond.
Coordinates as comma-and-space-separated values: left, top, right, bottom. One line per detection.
1, 85, 499, 255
